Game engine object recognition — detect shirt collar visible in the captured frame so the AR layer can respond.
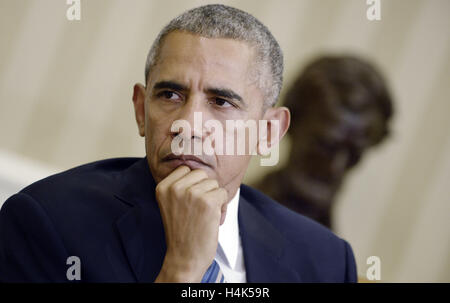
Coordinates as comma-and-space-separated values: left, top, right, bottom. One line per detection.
218, 187, 241, 269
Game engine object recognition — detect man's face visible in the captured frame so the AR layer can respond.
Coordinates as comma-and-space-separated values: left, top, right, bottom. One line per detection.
136, 31, 265, 197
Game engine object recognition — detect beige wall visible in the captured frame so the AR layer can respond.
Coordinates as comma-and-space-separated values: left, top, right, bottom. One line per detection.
0, 0, 449, 282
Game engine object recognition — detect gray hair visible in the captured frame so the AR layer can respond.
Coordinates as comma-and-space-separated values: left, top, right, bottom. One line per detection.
144, 4, 283, 107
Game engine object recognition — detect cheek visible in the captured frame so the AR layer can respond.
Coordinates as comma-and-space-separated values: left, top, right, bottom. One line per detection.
215, 154, 251, 179
146, 111, 172, 153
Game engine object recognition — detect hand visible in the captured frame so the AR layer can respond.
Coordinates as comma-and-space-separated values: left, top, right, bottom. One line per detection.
154, 165, 228, 282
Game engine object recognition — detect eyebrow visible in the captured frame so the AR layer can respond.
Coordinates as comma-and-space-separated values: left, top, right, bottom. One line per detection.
153, 81, 187, 92
153, 80, 246, 108
207, 87, 244, 105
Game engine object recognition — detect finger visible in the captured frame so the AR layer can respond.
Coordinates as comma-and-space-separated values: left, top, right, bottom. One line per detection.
158, 165, 191, 188
188, 179, 219, 194
171, 169, 209, 190
203, 188, 228, 208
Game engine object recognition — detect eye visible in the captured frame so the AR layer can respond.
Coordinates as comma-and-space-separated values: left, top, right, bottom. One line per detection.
157, 90, 182, 101
211, 98, 234, 108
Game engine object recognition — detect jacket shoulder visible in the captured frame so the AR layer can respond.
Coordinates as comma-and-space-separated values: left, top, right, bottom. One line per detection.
19, 157, 140, 200
2, 158, 142, 237
240, 184, 357, 282
240, 183, 339, 240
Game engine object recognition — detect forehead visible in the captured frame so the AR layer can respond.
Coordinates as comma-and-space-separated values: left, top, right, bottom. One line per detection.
150, 31, 257, 89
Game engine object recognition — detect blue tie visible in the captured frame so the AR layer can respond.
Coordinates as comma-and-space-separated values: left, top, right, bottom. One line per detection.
201, 259, 225, 283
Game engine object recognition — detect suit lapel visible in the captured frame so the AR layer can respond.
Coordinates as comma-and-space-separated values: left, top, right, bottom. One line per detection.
114, 157, 166, 282
113, 157, 302, 282
239, 195, 302, 282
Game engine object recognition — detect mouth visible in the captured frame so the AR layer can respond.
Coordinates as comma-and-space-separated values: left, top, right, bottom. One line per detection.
162, 153, 211, 170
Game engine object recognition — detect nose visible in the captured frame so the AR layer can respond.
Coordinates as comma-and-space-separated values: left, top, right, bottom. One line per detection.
170, 95, 205, 142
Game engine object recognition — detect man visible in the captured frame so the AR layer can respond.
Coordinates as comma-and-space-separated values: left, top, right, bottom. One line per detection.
0, 4, 357, 282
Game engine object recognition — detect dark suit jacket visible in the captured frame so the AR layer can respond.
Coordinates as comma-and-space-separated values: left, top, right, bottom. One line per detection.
0, 157, 357, 282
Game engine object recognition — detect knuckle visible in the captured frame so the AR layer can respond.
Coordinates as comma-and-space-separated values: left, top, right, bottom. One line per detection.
194, 169, 208, 179
155, 184, 165, 197
186, 186, 199, 199
169, 182, 183, 196
209, 179, 219, 188
179, 166, 190, 174
198, 196, 210, 209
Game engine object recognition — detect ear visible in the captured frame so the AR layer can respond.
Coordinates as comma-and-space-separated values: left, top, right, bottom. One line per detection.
257, 106, 290, 155
132, 83, 146, 137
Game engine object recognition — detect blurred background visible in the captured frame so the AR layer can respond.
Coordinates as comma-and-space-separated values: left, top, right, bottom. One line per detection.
0, 0, 448, 282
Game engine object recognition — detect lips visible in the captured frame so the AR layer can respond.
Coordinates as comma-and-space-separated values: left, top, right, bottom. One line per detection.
162, 153, 211, 169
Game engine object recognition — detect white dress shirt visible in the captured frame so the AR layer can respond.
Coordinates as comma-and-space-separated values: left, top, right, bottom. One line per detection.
215, 188, 247, 283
